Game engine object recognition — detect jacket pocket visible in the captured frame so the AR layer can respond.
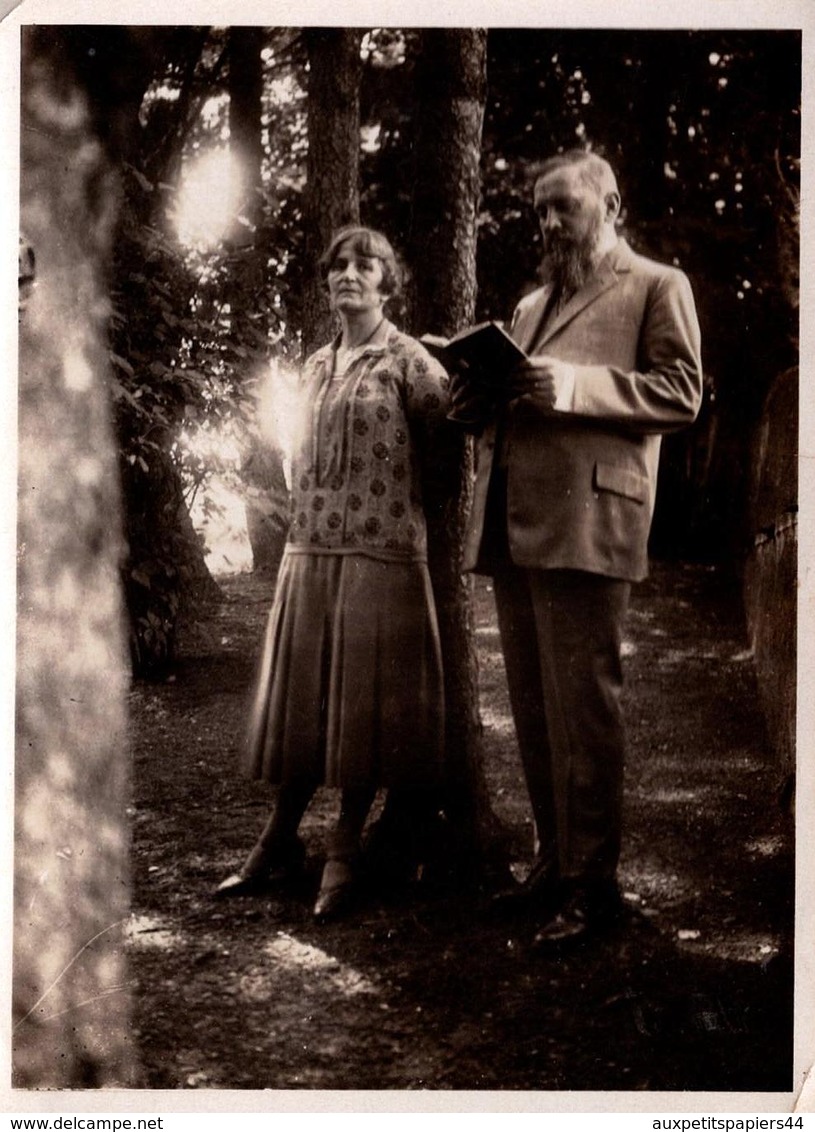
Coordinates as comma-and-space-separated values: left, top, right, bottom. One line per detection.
594, 461, 647, 504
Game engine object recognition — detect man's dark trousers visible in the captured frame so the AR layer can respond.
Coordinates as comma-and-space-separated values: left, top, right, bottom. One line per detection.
492, 556, 630, 885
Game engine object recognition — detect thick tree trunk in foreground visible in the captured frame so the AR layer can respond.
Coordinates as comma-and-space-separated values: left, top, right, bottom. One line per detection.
405, 29, 497, 878
15, 29, 134, 1086
301, 28, 362, 355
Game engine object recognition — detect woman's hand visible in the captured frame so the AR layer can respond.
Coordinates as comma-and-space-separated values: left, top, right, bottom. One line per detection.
447, 364, 497, 429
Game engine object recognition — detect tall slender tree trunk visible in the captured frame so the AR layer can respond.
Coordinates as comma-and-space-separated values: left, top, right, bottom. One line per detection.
228, 27, 289, 576
405, 29, 498, 878
229, 26, 264, 239
301, 28, 362, 354
15, 28, 135, 1086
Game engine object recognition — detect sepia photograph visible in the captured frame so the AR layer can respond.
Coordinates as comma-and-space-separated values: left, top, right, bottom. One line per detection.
7, 0, 811, 1112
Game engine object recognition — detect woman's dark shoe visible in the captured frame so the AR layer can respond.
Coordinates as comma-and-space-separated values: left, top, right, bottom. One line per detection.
212, 835, 306, 900
213, 871, 270, 900
313, 857, 357, 922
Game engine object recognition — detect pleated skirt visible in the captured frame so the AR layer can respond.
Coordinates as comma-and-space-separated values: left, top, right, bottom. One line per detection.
244, 550, 445, 788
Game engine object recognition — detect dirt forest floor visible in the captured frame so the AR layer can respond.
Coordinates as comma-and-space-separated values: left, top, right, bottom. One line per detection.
127, 558, 795, 1095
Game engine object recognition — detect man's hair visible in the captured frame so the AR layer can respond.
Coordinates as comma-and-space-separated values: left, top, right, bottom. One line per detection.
533, 149, 619, 200
319, 225, 403, 298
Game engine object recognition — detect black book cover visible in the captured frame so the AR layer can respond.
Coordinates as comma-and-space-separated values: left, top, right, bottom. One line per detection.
421, 321, 526, 393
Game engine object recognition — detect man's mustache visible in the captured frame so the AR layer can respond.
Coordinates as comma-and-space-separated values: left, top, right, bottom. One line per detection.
543, 235, 584, 260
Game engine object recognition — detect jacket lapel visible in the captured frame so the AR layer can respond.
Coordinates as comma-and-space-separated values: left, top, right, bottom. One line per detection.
531, 239, 636, 350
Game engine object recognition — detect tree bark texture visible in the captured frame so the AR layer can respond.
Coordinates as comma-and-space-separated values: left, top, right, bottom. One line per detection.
301, 28, 362, 355
241, 437, 290, 577
227, 28, 290, 575
106, 31, 222, 676
742, 367, 797, 790
15, 28, 135, 1086
229, 27, 265, 238
406, 29, 495, 869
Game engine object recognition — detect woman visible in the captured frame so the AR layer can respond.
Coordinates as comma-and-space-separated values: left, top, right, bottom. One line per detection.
215, 226, 450, 921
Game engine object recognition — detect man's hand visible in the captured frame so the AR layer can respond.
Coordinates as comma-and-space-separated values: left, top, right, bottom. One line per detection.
512, 355, 576, 409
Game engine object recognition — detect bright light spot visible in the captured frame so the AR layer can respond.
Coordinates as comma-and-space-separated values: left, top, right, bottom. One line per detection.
479, 705, 515, 737
201, 93, 228, 131
649, 787, 712, 804
494, 156, 508, 171
63, 343, 93, 392
258, 358, 310, 483
125, 914, 184, 951
265, 932, 378, 997
715, 199, 726, 213
718, 77, 729, 89
677, 931, 782, 964
361, 123, 382, 154
173, 147, 244, 249
190, 477, 253, 577
664, 162, 677, 180
709, 52, 721, 65
687, 126, 696, 139
745, 835, 784, 857
268, 74, 302, 107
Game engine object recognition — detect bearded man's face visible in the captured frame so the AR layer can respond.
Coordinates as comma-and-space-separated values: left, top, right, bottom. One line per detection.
534, 166, 607, 295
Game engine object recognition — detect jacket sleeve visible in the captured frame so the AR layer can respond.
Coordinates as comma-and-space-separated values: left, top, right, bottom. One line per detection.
568, 269, 703, 434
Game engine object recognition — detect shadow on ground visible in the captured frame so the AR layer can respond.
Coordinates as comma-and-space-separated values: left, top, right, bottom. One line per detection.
127, 560, 794, 1093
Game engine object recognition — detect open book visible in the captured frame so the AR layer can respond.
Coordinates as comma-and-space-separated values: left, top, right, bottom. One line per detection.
420, 321, 527, 393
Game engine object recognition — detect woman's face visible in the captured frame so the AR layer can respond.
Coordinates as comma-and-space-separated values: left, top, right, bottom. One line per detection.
327, 241, 386, 316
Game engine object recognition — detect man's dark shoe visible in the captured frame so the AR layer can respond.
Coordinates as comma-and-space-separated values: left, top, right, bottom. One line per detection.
531, 881, 624, 950
488, 855, 561, 918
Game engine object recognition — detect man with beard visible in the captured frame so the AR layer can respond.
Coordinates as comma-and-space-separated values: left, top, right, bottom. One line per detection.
457, 149, 703, 948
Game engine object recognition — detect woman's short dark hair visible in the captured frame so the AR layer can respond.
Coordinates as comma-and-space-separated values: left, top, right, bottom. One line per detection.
319, 226, 403, 298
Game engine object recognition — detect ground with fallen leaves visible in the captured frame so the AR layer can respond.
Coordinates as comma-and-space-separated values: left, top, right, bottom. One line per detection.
127, 559, 794, 1094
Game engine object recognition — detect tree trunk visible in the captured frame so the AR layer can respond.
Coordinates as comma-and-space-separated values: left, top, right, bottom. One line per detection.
108, 32, 222, 676
241, 438, 290, 577
15, 28, 135, 1087
301, 28, 362, 355
229, 26, 264, 239
405, 29, 498, 880
120, 441, 220, 681
228, 27, 289, 575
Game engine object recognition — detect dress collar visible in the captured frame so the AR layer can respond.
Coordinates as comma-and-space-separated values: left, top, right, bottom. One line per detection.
330, 317, 393, 358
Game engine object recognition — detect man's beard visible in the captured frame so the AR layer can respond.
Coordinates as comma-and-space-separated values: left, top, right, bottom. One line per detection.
542, 210, 604, 297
